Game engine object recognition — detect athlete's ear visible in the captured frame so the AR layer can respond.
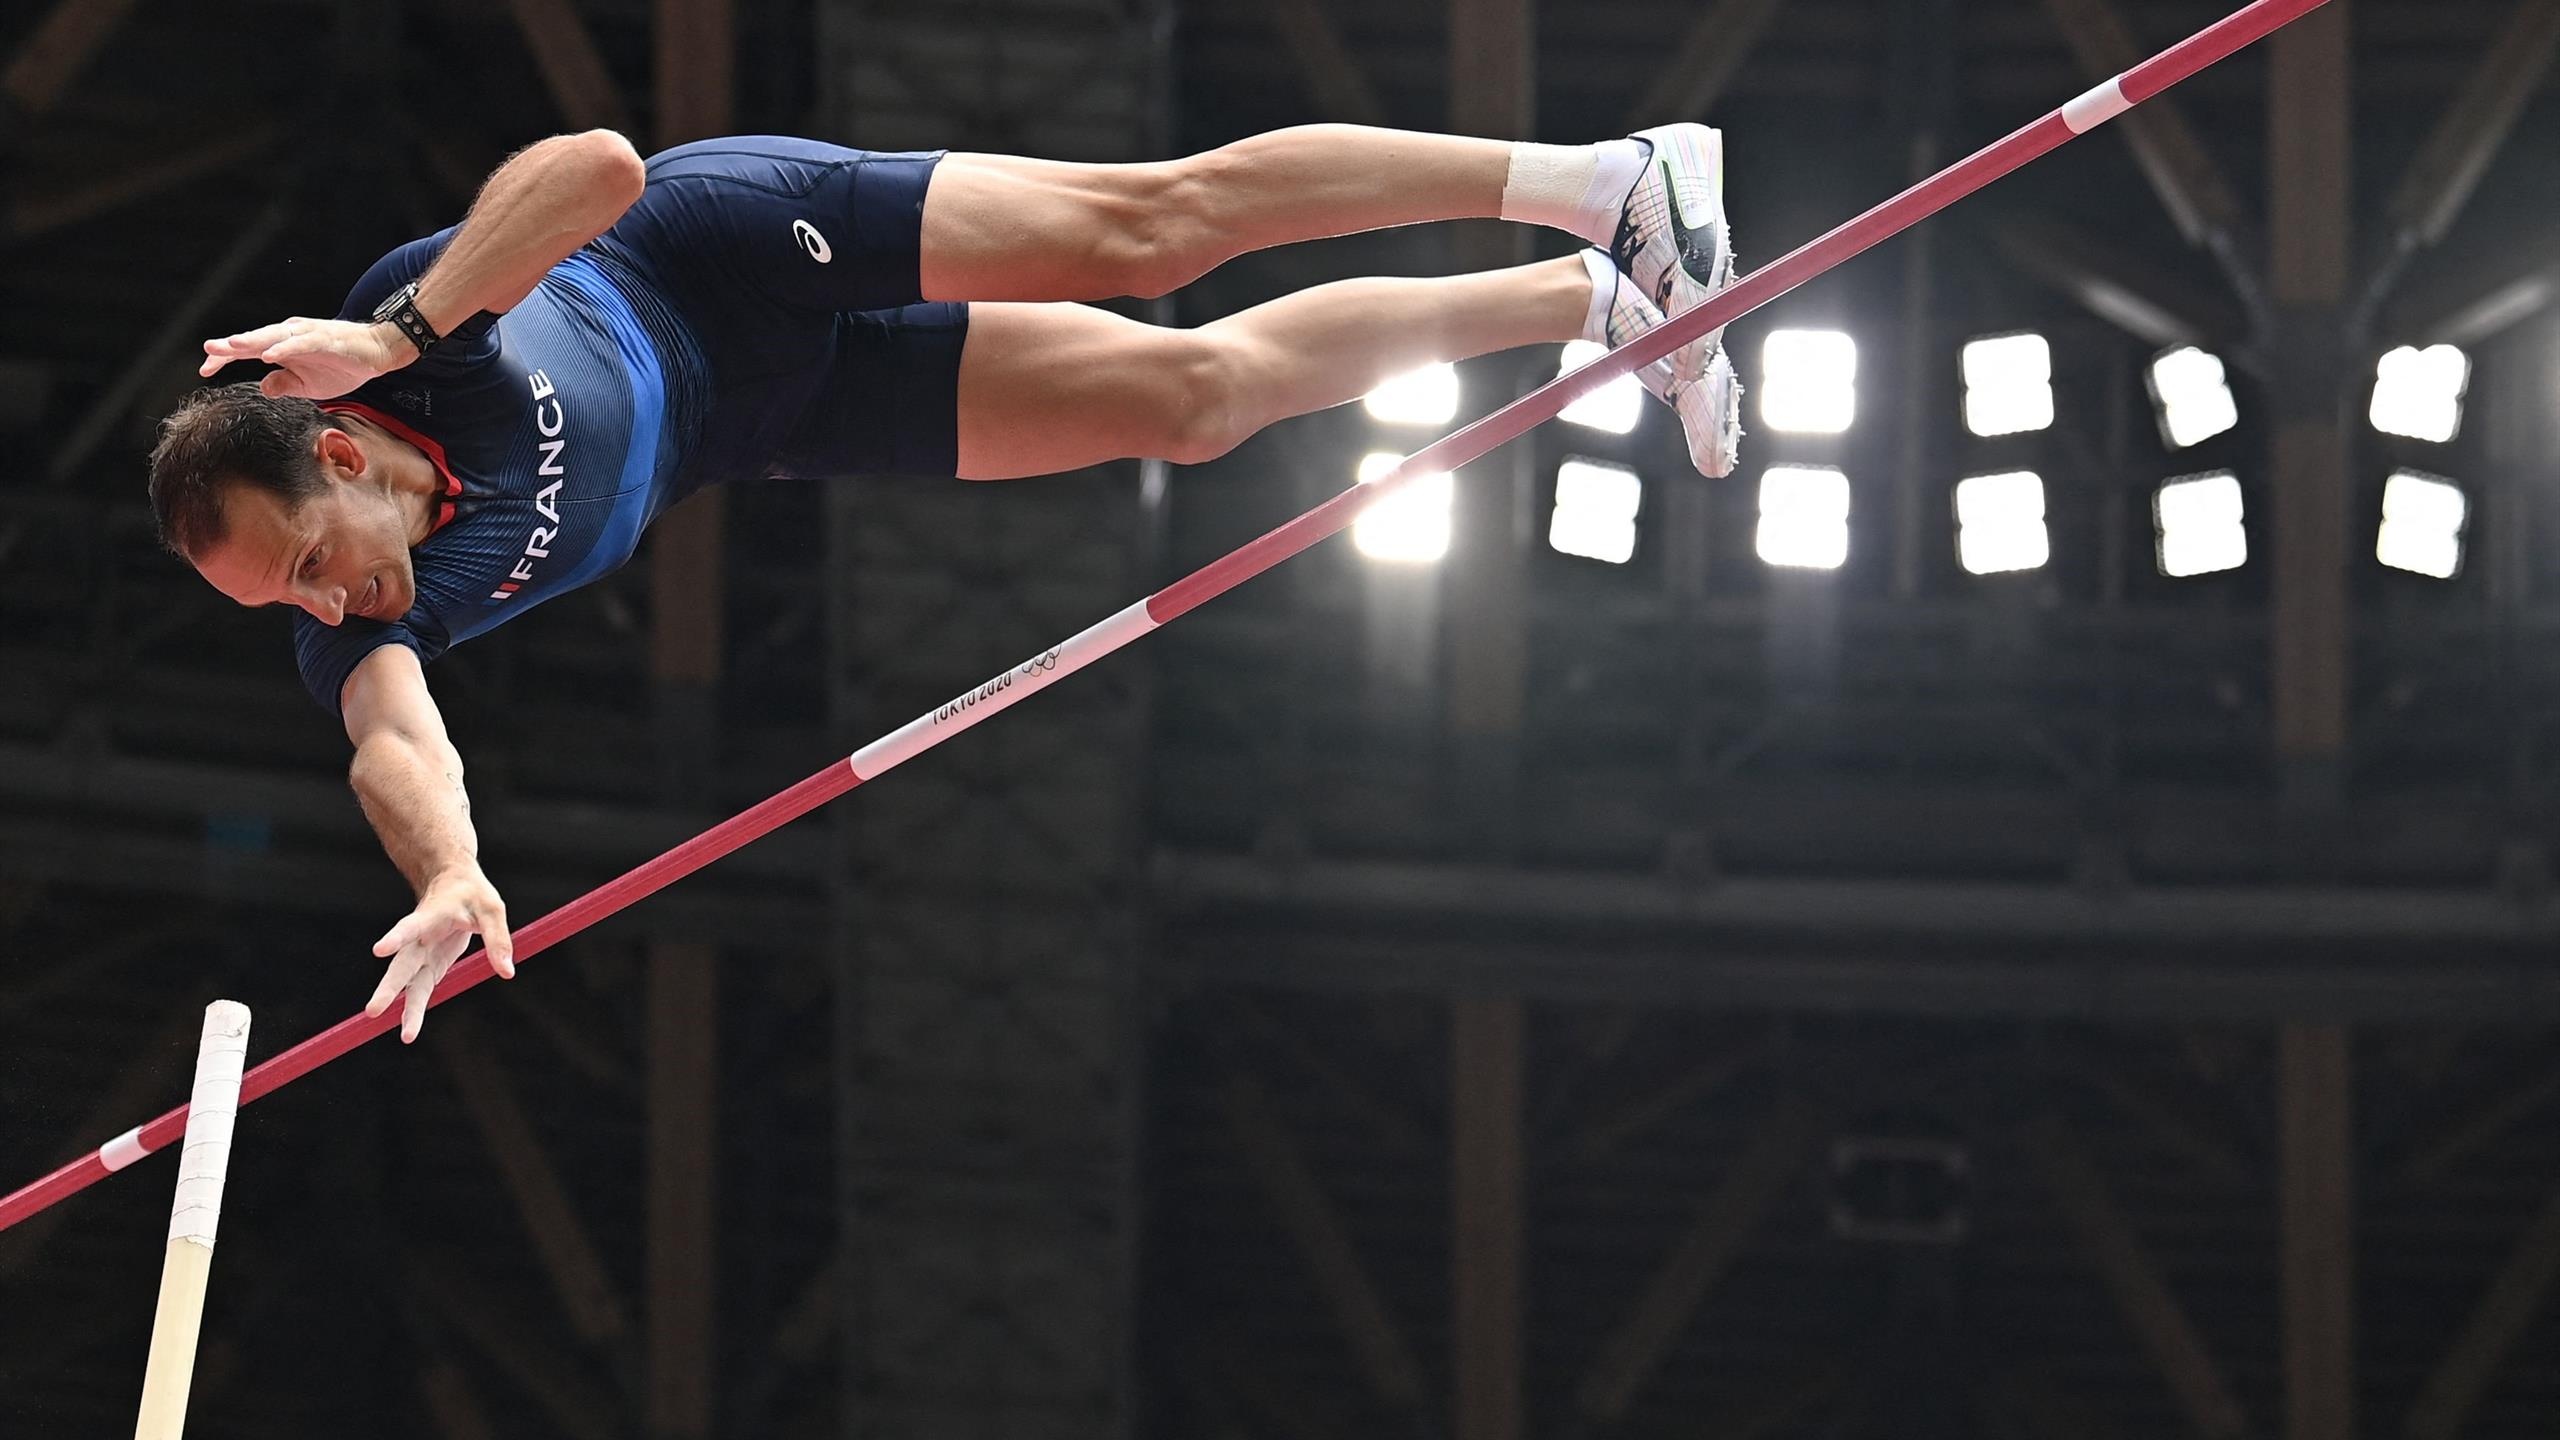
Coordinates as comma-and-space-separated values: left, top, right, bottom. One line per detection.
313, 424, 367, 482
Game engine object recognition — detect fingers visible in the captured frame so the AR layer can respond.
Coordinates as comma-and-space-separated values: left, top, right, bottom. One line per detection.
365, 949, 417, 1020
478, 903, 517, 980
199, 320, 305, 375
375, 911, 425, 960
396, 931, 472, 1044
401, 965, 434, 1044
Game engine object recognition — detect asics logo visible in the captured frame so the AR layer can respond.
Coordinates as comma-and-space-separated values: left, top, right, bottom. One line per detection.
791, 219, 833, 264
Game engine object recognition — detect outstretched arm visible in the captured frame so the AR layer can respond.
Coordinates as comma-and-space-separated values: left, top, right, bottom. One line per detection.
200, 129, 648, 399
341, 643, 516, 1043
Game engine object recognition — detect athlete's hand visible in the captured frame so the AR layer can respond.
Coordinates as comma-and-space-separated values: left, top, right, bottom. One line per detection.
365, 864, 516, 1044
199, 317, 413, 401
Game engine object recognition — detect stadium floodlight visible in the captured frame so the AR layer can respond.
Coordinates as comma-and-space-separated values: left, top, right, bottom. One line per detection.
2153, 470, 2247, 577
1351, 451, 1454, 563
2146, 346, 2239, 449
2369, 344, 2469, 443
1757, 465, 1851, 570
1759, 329, 1858, 434
1548, 457, 1642, 564
1954, 470, 2050, 575
2377, 468, 2466, 579
1960, 333, 2054, 437
1556, 340, 1645, 435
1363, 362, 1461, 426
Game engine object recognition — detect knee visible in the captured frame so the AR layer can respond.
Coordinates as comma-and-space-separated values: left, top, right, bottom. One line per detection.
1152, 335, 1258, 465
1092, 156, 1225, 300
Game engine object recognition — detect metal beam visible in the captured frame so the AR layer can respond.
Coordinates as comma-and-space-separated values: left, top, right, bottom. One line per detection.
2402, 1177, 2560, 1440
646, 943, 718, 1440
2031, 0, 2251, 284
2074, 1063, 2253, 1189
1168, 924, 2560, 1024
1980, 210, 2239, 351
1565, 1043, 1764, 1168
45, 198, 290, 483
1445, 0, 1535, 839
2383, 248, 2560, 348
4, 125, 280, 242
1574, 1095, 1820, 1422
1156, 852, 2560, 947
654, 0, 733, 147
2023, 1112, 2251, 1440
1231, 997, 1432, 1151
1, 0, 141, 120
2265, 0, 2352, 845
2384, 0, 2560, 254
505, 0, 635, 133
1220, 1070, 1431, 1411
2403, 1062, 2560, 1184
2278, 1025, 2355, 1440
1451, 996, 1523, 1440
1265, 0, 1387, 127
648, 6, 732, 1431
1623, 0, 1787, 130
436, 1014, 633, 1345
0, 1010, 194, 1278
0, 811, 822, 949
415, 1263, 625, 1440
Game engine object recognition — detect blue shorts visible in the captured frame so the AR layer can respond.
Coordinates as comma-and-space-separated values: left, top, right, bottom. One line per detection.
594, 137, 969, 482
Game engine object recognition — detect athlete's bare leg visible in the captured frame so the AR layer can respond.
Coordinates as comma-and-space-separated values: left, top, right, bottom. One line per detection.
953, 254, 1589, 480
921, 125, 1532, 303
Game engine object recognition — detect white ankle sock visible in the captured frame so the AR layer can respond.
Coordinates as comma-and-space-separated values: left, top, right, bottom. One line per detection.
1501, 139, 1649, 246
1578, 249, 1618, 345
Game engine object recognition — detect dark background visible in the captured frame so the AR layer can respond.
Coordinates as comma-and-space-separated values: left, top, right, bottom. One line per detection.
4, 0, 2559, 1437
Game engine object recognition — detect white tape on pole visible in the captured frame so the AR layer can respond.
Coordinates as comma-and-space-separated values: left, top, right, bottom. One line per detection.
100, 1127, 150, 1173
2062, 77, 2132, 133
166, 1001, 250, 1248
846, 600, 1159, 781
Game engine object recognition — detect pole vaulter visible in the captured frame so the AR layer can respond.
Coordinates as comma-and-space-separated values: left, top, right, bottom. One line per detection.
0, 0, 2334, 1235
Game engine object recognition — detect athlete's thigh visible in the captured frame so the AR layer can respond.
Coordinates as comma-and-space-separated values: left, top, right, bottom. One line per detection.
953, 302, 1215, 481
599, 137, 946, 318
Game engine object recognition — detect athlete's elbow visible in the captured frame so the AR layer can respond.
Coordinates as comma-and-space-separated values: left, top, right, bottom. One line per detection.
579, 129, 647, 207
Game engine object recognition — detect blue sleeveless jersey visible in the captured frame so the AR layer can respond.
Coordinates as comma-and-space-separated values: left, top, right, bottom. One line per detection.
292, 232, 711, 712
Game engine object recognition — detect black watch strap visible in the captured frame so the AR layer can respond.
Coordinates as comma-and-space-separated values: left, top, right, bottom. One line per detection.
371, 282, 442, 356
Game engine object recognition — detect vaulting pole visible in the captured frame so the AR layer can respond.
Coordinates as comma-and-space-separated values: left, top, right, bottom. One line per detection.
131, 1001, 251, 1440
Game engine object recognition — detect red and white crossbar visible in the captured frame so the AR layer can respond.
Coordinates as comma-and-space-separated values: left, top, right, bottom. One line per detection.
0, 0, 2330, 1236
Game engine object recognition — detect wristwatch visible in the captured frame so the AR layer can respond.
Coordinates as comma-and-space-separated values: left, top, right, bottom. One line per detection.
371, 282, 443, 357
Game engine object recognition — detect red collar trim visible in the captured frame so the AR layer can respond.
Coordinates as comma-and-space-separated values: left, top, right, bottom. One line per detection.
321, 400, 464, 535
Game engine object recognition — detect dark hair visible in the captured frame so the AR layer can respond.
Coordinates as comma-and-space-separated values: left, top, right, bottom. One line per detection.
147, 384, 343, 557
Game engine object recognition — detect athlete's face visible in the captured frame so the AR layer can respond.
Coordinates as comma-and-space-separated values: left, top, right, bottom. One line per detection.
192, 437, 418, 626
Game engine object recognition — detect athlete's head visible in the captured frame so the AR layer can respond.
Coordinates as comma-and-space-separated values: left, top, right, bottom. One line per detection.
149, 383, 419, 626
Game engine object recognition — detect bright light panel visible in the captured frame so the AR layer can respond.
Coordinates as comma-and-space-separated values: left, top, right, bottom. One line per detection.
1556, 340, 1645, 435
1961, 333, 2054, 437
2147, 346, 2239, 449
1351, 451, 1453, 563
2154, 470, 2247, 577
2377, 468, 2466, 579
1757, 465, 1850, 570
1954, 470, 2050, 575
1363, 363, 1460, 426
1759, 329, 1858, 434
1549, 457, 1642, 564
2369, 344, 2469, 443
